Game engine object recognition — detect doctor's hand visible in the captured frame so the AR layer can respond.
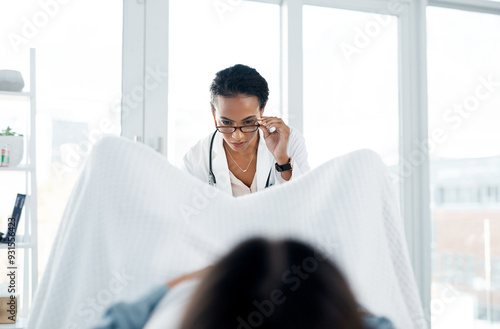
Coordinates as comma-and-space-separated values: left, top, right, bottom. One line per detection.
257, 116, 290, 164
166, 265, 213, 289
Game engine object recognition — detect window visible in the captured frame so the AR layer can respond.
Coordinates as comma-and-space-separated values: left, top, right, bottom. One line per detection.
428, 6, 500, 327
303, 5, 399, 170
167, 0, 280, 167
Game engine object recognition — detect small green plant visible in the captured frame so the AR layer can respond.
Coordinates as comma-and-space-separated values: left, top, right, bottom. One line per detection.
0, 126, 23, 136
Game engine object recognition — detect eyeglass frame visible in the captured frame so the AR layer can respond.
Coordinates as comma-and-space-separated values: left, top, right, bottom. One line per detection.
215, 124, 261, 134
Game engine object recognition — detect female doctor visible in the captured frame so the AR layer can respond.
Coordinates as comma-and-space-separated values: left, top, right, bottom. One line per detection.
182, 64, 310, 197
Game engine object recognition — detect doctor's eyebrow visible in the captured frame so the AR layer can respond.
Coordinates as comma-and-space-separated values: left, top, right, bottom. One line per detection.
220, 115, 257, 122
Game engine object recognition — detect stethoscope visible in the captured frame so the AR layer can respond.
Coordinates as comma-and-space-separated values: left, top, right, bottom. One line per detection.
208, 129, 272, 188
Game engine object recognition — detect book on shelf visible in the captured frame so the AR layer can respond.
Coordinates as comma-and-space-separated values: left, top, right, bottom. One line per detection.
0, 193, 26, 244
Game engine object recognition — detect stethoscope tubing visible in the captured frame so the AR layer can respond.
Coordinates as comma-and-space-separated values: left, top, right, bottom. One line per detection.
208, 130, 272, 188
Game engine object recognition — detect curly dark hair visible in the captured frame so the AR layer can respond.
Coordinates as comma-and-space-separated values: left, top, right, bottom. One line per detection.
210, 64, 269, 110
179, 237, 366, 329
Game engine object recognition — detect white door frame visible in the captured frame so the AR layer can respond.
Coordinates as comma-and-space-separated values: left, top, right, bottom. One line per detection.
122, 0, 169, 156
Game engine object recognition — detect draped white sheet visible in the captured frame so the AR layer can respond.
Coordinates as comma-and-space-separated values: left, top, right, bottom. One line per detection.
27, 135, 427, 329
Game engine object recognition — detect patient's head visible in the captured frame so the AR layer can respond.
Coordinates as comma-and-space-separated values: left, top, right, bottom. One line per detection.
179, 237, 366, 329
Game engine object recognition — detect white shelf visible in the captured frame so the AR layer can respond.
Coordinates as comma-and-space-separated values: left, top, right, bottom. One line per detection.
0, 166, 33, 172
0, 242, 33, 249
0, 48, 38, 320
0, 91, 30, 98
0, 316, 28, 328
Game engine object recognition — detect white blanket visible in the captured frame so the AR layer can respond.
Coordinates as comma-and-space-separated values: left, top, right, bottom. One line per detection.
27, 135, 427, 329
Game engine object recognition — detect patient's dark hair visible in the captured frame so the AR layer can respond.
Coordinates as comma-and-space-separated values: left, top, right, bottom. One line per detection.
209, 64, 269, 110
178, 237, 366, 329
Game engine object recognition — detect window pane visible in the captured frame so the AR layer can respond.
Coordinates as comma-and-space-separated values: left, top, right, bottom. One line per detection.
303, 5, 399, 170
167, 0, 280, 167
428, 6, 500, 328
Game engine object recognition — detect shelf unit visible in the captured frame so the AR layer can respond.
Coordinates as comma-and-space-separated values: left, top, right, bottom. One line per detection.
0, 48, 38, 328
0, 92, 30, 97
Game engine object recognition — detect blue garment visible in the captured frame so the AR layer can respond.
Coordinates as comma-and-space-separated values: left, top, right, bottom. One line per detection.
362, 315, 397, 329
91, 284, 169, 329
91, 284, 396, 329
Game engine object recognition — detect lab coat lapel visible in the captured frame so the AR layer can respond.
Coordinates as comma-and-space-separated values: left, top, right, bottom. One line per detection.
211, 132, 232, 195
256, 128, 275, 190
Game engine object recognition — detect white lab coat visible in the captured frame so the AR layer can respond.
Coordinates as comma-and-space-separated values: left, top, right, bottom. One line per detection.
182, 126, 310, 196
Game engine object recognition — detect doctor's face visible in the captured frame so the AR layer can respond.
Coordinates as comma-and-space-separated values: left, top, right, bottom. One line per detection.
212, 94, 263, 153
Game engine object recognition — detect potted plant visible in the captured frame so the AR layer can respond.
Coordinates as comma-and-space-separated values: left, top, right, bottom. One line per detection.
0, 126, 24, 167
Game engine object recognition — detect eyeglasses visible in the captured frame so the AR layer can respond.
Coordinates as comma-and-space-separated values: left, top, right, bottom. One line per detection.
216, 124, 260, 134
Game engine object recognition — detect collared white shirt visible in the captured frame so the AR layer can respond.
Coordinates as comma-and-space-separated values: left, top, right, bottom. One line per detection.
228, 169, 257, 197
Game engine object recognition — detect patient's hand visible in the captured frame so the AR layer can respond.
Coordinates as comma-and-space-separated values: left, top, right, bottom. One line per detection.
166, 265, 213, 288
